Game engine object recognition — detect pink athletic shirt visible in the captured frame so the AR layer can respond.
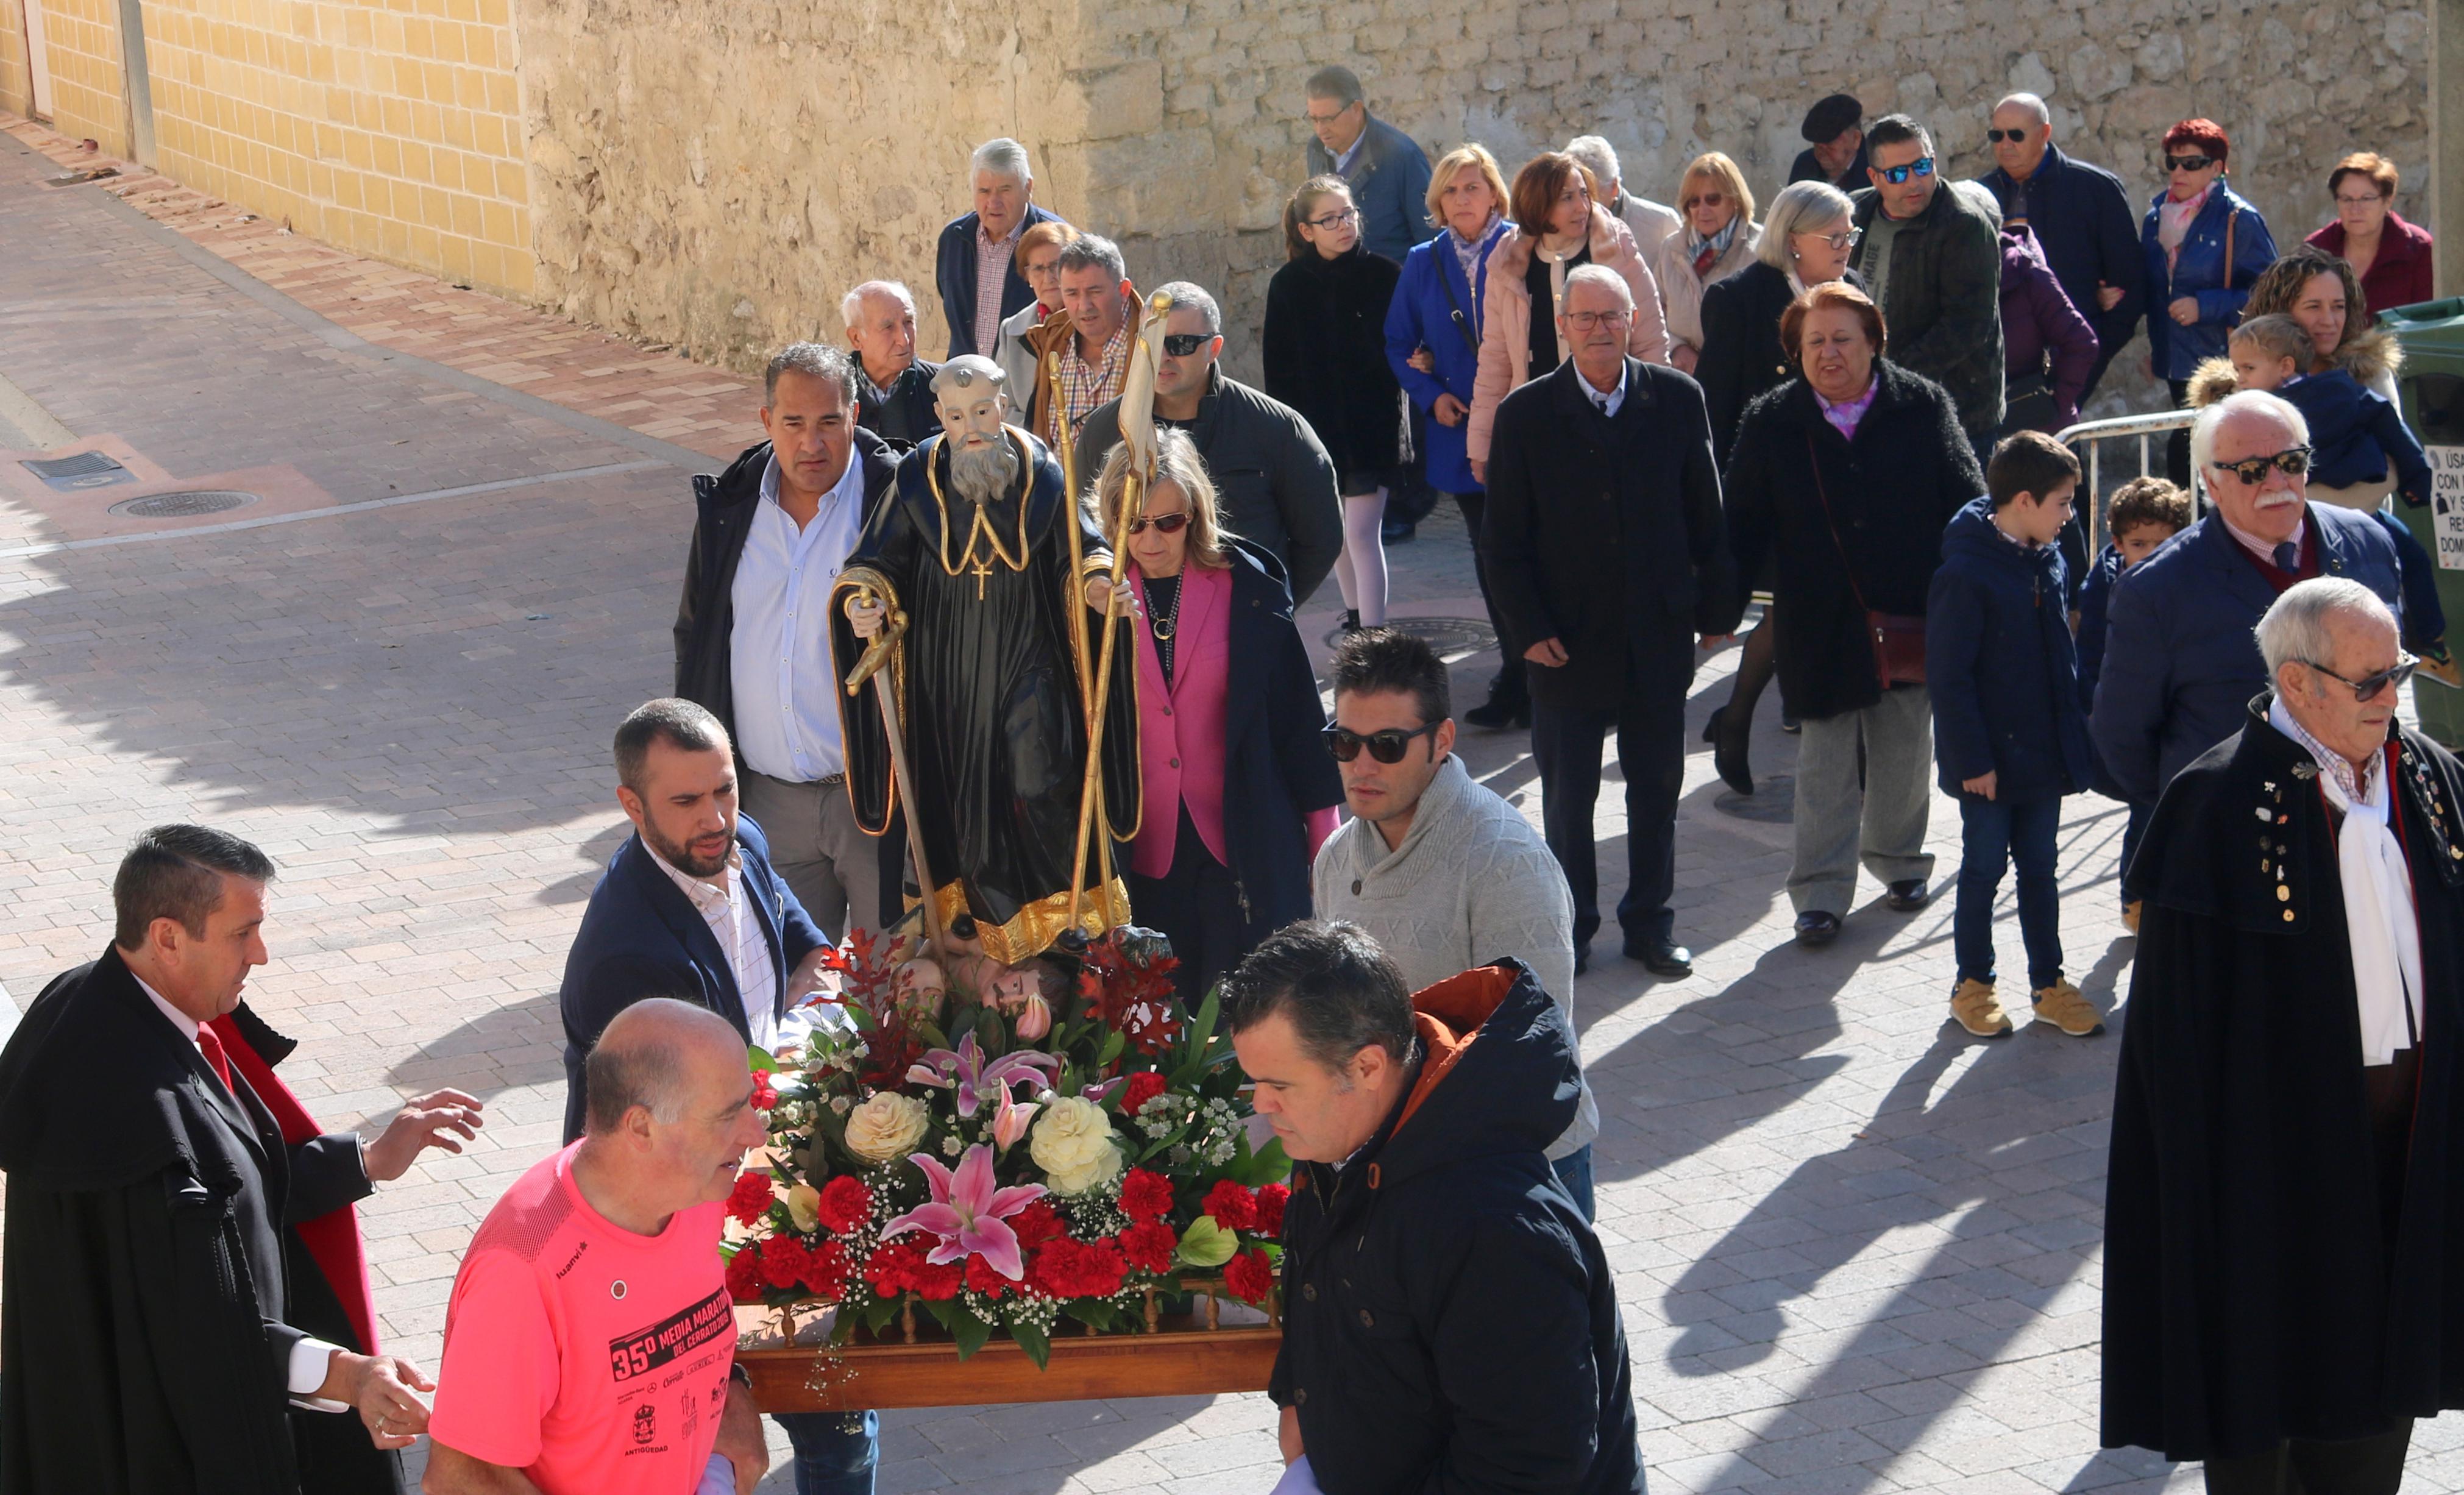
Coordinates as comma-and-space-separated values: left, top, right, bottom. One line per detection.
430, 1142, 735, 1494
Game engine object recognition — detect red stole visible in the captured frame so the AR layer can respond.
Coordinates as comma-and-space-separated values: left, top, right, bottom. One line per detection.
208, 1015, 382, 1355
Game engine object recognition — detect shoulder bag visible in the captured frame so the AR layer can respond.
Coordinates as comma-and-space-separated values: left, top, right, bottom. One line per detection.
1806, 431, 1926, 689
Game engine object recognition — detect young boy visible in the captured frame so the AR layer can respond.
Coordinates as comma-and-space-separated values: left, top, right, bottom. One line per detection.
2224, 314, 2457, 684
2073, 476, 2191, 935
1928, 431, 2102, 1039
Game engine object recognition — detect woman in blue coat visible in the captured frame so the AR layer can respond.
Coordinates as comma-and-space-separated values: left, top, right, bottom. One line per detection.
2141, 118, 2276, 482
1385, 144, 1522, 728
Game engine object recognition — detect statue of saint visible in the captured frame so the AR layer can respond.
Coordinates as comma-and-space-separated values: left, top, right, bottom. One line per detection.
830, 356, 1140, 965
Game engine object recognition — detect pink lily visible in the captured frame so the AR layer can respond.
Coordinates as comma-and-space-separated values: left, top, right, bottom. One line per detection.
990, 1084, 1040, 1153
879, 1143, 1047, 1280
904, 1030, 1059, 1119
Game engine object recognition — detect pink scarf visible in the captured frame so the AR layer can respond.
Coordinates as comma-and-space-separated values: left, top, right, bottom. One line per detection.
2157, 185, 2212, 272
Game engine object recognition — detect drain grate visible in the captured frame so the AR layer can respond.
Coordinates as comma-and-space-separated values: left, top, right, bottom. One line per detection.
1713, 773, 1796, 824
1321, 615, 1499, 655
20, 451, 135, 490
108, 489, 260, 519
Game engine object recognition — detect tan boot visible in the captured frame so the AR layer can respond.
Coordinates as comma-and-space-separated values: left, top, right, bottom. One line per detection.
2031, 980, 2105, 1037
1951, 978, 2012, 1038
2123, 900, 2142, 935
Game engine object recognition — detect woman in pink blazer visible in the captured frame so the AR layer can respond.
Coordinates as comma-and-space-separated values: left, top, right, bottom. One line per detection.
1093, 429, 1344, 1000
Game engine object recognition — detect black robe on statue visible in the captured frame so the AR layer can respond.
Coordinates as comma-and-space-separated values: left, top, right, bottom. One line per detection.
830, 425, 1138, 964
2104, 696, 2464, 1461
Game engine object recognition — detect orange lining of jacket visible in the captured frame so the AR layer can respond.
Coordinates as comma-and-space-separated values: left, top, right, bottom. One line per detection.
1370, 965, 1518, 1184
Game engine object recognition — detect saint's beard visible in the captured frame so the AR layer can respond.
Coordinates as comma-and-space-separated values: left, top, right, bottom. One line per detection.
949, 438, 1020, 508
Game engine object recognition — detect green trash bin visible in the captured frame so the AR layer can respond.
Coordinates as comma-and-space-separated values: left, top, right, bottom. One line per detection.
2382, 298, 2464, 748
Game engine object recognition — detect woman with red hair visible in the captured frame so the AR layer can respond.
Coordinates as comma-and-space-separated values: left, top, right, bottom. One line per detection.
2139, 119, 2278, 481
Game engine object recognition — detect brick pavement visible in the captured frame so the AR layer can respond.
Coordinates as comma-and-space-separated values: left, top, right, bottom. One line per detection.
4, 111, 2459, 1495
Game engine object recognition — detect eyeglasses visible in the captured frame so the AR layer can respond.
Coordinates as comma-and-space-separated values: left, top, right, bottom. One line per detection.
2164, 154, 2218, 172
1986, 128, 2034, 143
1304, 105, 1355, 127
1875, 156, 1935, 185
1322, 722, 1443, 763
1305, 207, 1360, 230
1126, 511, 1190, 536
2208, 445, 2313, 486
1162, 332, 1213, 357
1563, 310, 1631, 331
2305, 653, 2419, 702
2336, 193, 2388, 208
1797, 227, 1862, 251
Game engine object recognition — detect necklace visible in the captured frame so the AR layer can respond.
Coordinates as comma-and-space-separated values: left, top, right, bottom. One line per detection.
1148, 573, 1184, 676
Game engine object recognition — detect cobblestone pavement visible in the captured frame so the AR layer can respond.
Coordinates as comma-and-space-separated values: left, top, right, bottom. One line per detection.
4, 117, 2460, 1495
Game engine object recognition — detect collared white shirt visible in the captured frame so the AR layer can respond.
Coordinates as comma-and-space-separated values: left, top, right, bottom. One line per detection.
135, 973, 349, 1407
1581, 361, 1628, 419
730, 452, 865, 784
2221, 509, 2309, 572
1334, 130, 1365, 176
645, 840, 811, 1054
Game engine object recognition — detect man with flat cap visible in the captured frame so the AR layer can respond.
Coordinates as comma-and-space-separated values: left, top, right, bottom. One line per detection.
1789, 94, 1868, 190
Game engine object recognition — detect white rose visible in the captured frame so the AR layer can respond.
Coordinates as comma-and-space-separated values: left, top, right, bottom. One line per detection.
1029, 1096, 1126, 1195
842, 1092, 930, 1166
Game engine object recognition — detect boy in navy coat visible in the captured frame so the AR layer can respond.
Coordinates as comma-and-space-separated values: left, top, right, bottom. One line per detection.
1928, 433, 2102, 1040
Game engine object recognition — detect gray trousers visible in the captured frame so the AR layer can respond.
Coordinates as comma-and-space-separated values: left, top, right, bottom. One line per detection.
738, 769, 884, 945
1789, 684, 1937, 916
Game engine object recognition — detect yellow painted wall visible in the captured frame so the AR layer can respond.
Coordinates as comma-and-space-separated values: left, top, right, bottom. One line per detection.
31, 0, 130, 154
1, 1, 27, 118
139, 0, 534, 297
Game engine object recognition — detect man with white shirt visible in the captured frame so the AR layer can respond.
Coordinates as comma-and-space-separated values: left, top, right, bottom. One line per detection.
675, 342, 902, 946
0, 825, 446, 1494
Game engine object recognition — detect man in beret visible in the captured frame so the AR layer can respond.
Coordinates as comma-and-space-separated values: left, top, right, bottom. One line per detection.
1789, 93, 1867, 190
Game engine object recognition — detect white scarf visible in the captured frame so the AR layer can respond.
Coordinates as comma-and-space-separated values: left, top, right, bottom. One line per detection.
2276, 702, 2424, 1065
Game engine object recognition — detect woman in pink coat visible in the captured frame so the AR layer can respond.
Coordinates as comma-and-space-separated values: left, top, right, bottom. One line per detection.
1466, 151, 1670, 483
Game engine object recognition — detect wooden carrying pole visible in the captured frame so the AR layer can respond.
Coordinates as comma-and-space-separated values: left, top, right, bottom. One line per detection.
1052, 369, 1101, 929
842, 597, 946, 950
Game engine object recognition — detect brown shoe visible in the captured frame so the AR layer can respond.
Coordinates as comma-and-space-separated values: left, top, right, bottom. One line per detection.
2031, 981, 2105, 1037
1951, 978, 2012, 1038
2122, 900, 2142, 935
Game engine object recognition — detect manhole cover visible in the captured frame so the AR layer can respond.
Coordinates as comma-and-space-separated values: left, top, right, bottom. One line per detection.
20, 451, 134, 491
108, 489, 260, 519
1713, 773, 1795, 823
1321, 615, 1498, 655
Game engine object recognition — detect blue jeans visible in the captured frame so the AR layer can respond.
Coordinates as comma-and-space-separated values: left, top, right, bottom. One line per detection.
1954, 795, 2064, 989
773, 1411, 877, 1495
1551, 1145, 1596, 1223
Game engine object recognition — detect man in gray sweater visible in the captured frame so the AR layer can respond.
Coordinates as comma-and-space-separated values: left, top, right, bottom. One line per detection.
1310, 628, 1600, 1216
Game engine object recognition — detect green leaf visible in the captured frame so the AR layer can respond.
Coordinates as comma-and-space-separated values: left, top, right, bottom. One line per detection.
1062, 1300, 1123, 1332
861, 1294, 903, 1332
1098, 1029, 1126, 1066
1010, 1319, 1051, 1369
920, 1298, 962, 1335
917, 1020, 952, 1051
1175, 1215, 1238, 1268
976, 1006, 1008, 1056
1134, 1118, 1192, 1163
1184, 989, 1220, 1055
1229, 1133, 1292, 1187
949, 1310, 994, 1360
845, 1004, 876, 1033
747, 1044, 779, 1073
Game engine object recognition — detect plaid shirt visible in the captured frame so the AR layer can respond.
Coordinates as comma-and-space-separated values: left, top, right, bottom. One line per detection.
2270, 694, 2381, 808
1057, 318, 1131, 431
972, 218, 1023, 358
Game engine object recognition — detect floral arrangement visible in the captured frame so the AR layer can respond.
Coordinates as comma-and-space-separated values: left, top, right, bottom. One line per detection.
725, 925, 1289, 1366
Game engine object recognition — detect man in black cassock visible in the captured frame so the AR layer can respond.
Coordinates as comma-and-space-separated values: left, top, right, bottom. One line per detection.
832, 355, 1139, 966
2104, 580, 2464, 1494
0, 826, 451, 1494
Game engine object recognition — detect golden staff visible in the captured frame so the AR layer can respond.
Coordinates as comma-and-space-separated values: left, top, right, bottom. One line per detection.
1053, 357, 1104, 930
840, 584, 946, 951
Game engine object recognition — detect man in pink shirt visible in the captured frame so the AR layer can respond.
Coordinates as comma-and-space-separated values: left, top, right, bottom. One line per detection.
425, 1000, 769, 1495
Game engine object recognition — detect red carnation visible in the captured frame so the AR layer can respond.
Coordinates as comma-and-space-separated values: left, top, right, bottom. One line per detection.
1118, 1168, 1175, 1223
864, 1240, 920, 1297
725, 1244, 765, 1303
803, 1241, 853, 1299
1030, 1237, 1127, 1299
1202, 1179, 1259, 1231
1010, 1199, 1067, 1249
816, 1176, 874, 1235
964, 1254, 1020, 1298
910, 1254, 963, 1301
1120, 1071, 1168, 1115
749, 1069, 779, 1110
1223, 1248, 1274, 1306
726, 1170, 776, 1226
1117, 1219, 1178, 1273
761, 1235, 814, 1290
1255, 1183, 1290, 1237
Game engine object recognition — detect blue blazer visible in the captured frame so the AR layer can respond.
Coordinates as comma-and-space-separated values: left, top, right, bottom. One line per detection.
2090, 505, 2404, 804
2141, 183, 2276, 380
1306, 115, 1433, 265
934, 203, 1068, 359
557, 814, 829, 1140
1926, 498, 2093, 803
1383, 224, 1504, 494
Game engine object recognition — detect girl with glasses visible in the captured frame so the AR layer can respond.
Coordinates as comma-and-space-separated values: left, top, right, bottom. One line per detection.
2140, 118, 2278, 484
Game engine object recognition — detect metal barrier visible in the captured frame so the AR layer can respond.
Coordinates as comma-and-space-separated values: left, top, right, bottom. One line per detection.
2053, 408, 2201, 553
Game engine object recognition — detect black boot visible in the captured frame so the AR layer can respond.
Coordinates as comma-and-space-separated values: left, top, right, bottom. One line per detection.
1465, 665, 1530, 730
1341, 609, 1362, 633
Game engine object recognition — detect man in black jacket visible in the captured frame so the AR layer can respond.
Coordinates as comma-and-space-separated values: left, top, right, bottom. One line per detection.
1850, 114, 2006, 456
1975, 92, 2145, 402
1482, 266, 1739, 979
0, 826, 438, 1494
1074, 281, 1343, 604
1224, 922, 1644, 1495
674, 342, 901, 942
842, 280, 942, 450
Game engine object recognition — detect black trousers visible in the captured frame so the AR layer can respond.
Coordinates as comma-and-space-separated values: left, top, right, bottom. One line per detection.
2203, 1421, 2413, 1495
1450, 489, 1527, 712
1528, 633, 1692, 949
1123, 805, 1248, 1004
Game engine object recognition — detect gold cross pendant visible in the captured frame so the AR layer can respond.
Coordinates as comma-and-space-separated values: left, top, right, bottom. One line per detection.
971, 558, 993, 600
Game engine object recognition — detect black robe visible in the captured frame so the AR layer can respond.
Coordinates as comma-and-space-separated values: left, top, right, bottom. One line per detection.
829, 426, 1138, 964
0, 949, 374, 1494
2104, 697, 2464, 1460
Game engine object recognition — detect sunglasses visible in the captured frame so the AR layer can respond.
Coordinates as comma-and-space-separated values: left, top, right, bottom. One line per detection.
1683, 192, 1725, 210
2307, 653, 2419, 702
1875, 156, 1935, 185
1126, 511, 1190, 536
1322, 722, 1442, 763
2208, 445, 2313, 486
1986, 128, 2034, 143
2164, 154, 2217, 172
1162, 332, 1213, 357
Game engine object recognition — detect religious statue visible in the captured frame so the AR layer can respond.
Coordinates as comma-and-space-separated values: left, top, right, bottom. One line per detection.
830, 356, 1141, 965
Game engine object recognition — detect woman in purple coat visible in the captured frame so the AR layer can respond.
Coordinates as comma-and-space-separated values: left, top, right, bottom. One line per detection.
1998, 223, 2097, 436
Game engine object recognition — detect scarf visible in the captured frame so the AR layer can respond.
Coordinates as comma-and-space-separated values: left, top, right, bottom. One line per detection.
2274, 701, 2424, 1066
1449, 212, 1504, 290
2157, 184, 2212, 272
1688, 217, 1741, 279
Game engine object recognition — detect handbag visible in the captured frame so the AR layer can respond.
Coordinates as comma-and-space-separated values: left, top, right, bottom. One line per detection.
1806, 432, 1926, 689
